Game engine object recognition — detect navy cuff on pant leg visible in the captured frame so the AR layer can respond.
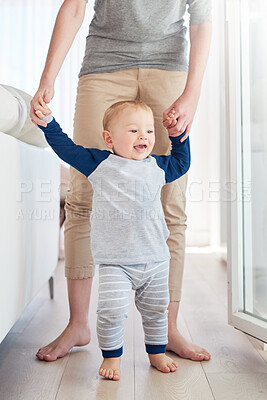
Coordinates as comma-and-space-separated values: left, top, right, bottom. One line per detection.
102, 346, 123, 358
145, 344, 167, 354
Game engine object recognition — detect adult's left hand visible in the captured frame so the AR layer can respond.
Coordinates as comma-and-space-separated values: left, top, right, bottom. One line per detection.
163, 91, 199, 142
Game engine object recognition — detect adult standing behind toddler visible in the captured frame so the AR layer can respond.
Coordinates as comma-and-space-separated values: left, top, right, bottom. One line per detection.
30, 0, 212, 362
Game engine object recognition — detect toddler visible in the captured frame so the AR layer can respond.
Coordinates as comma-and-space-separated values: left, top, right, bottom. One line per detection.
37, 98, 190, 381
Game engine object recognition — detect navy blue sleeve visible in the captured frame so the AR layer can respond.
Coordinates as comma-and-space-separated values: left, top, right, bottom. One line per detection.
38, 117, 111, 177
151, 134, 191, 183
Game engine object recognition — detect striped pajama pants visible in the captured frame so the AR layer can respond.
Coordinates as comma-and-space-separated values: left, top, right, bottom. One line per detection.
97, 260, 170, 358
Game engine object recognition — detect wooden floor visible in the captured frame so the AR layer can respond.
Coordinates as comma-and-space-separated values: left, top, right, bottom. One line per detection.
1, 253, 267, 400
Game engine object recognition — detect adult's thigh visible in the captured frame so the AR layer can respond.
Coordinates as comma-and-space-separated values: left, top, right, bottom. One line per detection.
138, 68, 187, 155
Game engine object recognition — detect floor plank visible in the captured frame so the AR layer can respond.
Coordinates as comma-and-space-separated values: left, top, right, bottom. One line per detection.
1, 253, 267, 400
206, 373, 267, 400
180, 254, 267, 374
0, 348, 69, 400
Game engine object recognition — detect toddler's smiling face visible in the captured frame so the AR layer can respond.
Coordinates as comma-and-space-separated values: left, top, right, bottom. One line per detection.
103, 107, 155, 160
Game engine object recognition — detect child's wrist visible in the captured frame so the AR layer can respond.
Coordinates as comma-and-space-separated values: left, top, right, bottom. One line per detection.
42, 114, 53, 124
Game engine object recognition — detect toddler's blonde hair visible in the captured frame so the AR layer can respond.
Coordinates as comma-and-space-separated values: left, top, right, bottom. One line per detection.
103, 100, 153, 130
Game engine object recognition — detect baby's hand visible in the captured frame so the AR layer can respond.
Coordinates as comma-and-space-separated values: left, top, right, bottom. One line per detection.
164, 108, 186, 138
163, 108, 177, 130
35, 94, 52, 120
163, 108, 178, 137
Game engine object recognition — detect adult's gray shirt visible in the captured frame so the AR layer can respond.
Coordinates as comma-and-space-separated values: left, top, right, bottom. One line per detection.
80, 0, 212, 76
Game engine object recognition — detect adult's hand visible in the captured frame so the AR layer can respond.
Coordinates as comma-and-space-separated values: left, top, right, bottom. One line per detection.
30, 82, 54, 127
163, 91, 199, 142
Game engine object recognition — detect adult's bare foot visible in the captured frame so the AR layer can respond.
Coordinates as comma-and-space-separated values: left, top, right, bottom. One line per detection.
99, 357, 121, 381
36, 322, 91, 361
148, 353, 178, 373
167, 326, 210, 361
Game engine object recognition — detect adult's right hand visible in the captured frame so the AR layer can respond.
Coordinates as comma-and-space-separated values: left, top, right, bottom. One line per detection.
30, 84, 54, 127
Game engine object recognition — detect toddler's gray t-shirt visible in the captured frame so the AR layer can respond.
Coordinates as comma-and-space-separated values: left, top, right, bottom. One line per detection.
40, 116, 191, 265
80, 0, 212, 75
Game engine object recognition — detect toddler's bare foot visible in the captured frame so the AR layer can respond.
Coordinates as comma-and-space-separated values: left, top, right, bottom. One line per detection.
148, 353, 178, 373
99, 357, 121, 381
167, 327, 210, 361
36, 322, 91, 361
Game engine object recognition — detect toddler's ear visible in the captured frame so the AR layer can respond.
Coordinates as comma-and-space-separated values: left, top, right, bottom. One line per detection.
102, 130, 113, 149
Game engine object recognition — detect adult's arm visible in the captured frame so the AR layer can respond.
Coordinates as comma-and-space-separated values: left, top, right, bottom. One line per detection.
30, 0, 87, 127
163, 21, 212, 141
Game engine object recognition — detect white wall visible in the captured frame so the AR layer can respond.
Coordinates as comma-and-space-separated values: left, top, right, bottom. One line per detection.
0, 0, 94, 137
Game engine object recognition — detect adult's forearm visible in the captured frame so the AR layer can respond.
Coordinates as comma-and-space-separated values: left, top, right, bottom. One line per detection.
40, 0, 86, 85
184, 22, 212, 97
162, 21, 212, 138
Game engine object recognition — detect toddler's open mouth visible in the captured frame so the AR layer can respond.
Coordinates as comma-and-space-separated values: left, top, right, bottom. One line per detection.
134, 144, 147, 153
